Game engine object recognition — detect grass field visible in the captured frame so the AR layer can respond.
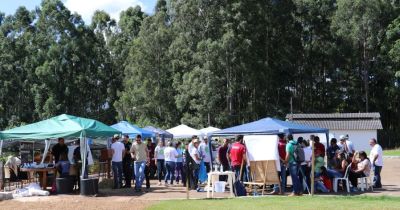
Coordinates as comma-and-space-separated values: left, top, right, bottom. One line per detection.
147, 196, 400, 210
384, 149, 400, 156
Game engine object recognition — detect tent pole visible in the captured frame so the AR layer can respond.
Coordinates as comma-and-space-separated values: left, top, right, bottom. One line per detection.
310, 139, 315, 196
208, 134, 213, 171
0, 140, 3, 156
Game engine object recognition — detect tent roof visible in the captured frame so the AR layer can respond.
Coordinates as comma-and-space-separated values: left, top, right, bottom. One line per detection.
0, 114, 120, 140
212, 117, 328, 136
111, 121, 154, 139
143, 126, 173, 138
200, 126, 221, 135
166, 124, 203, 139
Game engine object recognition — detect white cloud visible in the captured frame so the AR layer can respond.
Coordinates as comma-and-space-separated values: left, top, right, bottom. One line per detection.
64, 0, 146, 24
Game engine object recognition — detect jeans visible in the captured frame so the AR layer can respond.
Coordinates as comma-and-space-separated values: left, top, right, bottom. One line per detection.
157, 159, 166, 182
134, 161, 146, 189
327, 169, 343, 179
373, 165, 382, 188
273, 162, 287, 192
165, 161, 176, 184
315, 181, 329, 193
288, 162, 301, 194
122, 160, 132, 187
112, 161, 123, 188
175, 162, 185, 183
232, 165, 248, 181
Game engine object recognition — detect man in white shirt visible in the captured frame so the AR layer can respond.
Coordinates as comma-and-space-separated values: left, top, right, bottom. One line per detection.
339, 135, 355, 155
369, 138, 383, 188
200, 137, 211, 173
111, 135, 125, 189
190, 139, 201, 190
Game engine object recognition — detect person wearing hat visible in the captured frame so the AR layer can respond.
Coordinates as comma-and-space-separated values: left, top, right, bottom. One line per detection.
338, 135, 355, 155
111, 134, 125, 189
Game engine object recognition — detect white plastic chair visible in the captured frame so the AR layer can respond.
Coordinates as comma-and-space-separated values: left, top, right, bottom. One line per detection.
358, 170, 374, 192
333, 164, 351, 193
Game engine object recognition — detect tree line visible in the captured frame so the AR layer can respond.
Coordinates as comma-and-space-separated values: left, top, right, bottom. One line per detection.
1, 0, 400, 148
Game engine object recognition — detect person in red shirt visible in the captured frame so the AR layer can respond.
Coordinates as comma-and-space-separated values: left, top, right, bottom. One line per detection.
314, 136, 325, 158
229, 135, 246, 180
271, 133, 287, 194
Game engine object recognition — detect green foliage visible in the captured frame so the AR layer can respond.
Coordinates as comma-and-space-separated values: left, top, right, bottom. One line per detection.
0, 0, 400, 147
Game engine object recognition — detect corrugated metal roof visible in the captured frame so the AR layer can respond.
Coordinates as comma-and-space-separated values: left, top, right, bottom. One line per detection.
285, 112, 380, 119
290, 120, 383, 130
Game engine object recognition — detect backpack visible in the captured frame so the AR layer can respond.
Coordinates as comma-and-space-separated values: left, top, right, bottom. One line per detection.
292, 142, 305, 163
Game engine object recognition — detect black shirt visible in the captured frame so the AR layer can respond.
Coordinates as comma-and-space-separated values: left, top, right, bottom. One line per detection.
327, 145, 340, 160
123, 141, 132, 162
52, 143, 68, 163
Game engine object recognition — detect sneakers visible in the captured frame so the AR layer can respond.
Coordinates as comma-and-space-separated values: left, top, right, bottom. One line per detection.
269, 191, 280, 195
288, 192, 302, 196
158, 182, 162, 186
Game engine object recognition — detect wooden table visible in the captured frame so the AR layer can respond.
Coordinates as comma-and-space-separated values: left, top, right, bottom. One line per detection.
20, 167, 57, 190
206, 171, 235, 198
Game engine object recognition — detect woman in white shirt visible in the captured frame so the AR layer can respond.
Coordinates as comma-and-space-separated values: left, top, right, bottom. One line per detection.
349, 151, 371, 191
154, 140, 166, 185
164, 141, 179, 185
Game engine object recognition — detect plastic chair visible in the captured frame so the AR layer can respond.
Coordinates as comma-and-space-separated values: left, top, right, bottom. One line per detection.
333, 164, 351, 193
357, 170, 374, 192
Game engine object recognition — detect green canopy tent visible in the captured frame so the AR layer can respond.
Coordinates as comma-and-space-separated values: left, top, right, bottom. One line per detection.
0, 114, 121, 180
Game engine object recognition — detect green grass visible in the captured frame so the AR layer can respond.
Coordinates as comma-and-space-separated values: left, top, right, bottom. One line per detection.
147, 196, 400, 210
384, 149, 400, 156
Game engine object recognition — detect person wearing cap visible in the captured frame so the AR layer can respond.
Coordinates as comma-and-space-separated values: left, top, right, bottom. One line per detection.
339, 135, 355, 155
130, 134, 149, 192
199, 137, 211, 173
369, 138, 383, 188
122, 134, 132, 188
111, 134, 125, 189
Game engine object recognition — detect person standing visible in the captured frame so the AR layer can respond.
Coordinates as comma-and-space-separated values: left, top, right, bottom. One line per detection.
339, 135, 355, 155
218, 139, 230, 181
164, 141, 179, 185
122, 134, 132, 188
146, 138, 156, 178
190, 139, 202, 190
175, 141, 185, 185
111, 135, 125, 189
369, 138, 383, 188
130, 135, 149, 192
285, 134, 302, 196
229, 135, 246, 180
271, 134, 287, 194
51, 138, 68, 164
154, 140, 166, 185
200, 137, 211, 173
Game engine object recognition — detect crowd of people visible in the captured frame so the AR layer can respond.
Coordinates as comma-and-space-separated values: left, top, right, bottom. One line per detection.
50, 133, 384, 196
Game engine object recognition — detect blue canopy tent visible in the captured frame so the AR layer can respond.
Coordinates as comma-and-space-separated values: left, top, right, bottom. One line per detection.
211, 117, 328, 136
208, 117, 329, 195
111, 121, 154, 139
143, 126, 173, 142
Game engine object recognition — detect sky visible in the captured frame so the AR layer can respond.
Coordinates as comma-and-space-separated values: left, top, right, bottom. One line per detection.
0, 0, 157, 24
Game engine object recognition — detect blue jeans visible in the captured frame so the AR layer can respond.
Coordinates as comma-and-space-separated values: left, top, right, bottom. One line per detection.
273, 162, 287, 192
134, 161, 146, 189
157, 159, 165, 182
289, 162, 301, 194
373, 165, 382, 188
175, 162, 185, 183
327, 169, 343, 179
165, 161, 176, 184
315, 181, 329, 193
112, 161, 123, 188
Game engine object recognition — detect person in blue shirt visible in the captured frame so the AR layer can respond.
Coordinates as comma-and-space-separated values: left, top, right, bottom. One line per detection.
327, 138, 340, 169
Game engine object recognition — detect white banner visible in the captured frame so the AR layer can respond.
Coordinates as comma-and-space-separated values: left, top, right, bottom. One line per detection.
244, 135, 281, 171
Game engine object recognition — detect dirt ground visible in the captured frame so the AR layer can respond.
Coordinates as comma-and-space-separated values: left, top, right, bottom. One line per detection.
1, 158, 399, 210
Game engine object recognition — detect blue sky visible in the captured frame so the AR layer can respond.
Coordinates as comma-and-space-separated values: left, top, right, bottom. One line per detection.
0, 0, 157, 24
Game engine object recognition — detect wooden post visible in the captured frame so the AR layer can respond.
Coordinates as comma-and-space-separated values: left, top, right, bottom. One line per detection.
310, 140, 315, 196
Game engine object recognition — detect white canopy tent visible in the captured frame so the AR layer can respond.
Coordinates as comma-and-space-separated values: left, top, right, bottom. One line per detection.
167, 124, 204, 139
200, 126, 221, 136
